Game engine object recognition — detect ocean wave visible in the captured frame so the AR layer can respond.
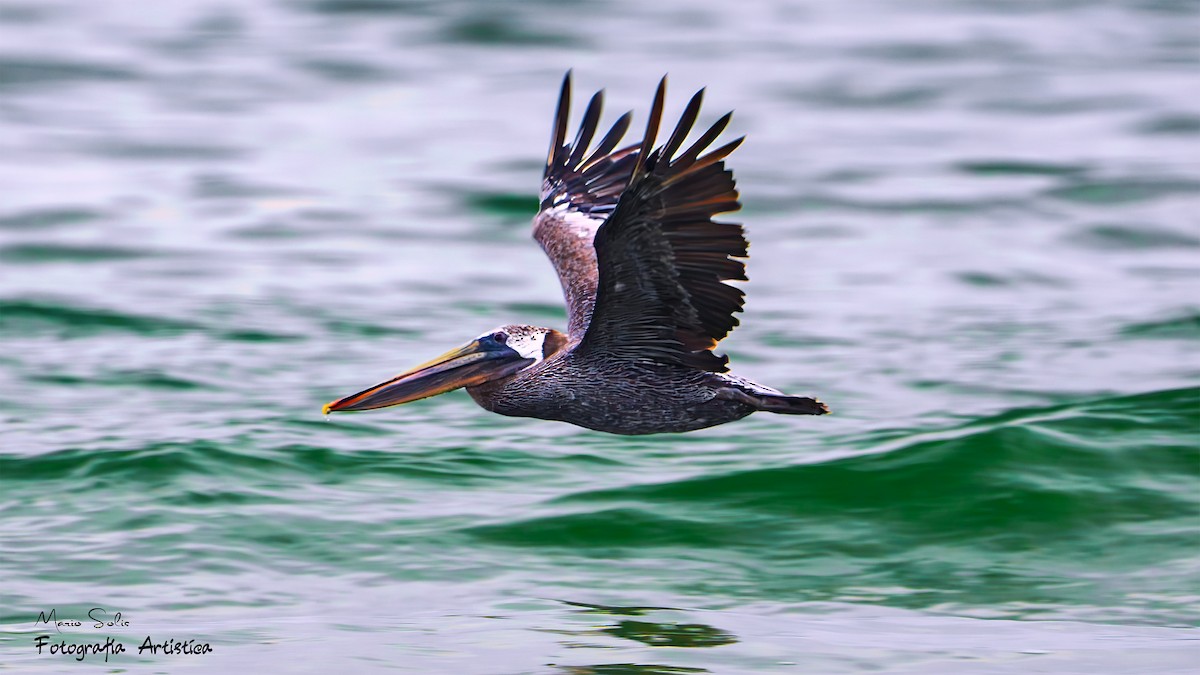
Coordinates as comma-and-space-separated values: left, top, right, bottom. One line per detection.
0, 299, 200, 337
466, 388, 1199, 549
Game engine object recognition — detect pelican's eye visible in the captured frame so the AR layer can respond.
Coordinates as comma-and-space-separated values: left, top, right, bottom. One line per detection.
490, 331, 509, 344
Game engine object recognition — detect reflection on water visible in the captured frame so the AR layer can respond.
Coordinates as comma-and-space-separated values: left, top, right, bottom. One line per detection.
553, 601, 738, 648
557, 664, 709, 675
599, 620, 738, 649
547, 601, 732, 674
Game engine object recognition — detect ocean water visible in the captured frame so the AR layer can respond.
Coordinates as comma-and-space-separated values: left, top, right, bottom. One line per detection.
1, 0, 1198, 672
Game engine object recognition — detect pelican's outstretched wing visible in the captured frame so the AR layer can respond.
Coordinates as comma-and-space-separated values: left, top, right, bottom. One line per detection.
576, 76, 747, 372
533, 72, 637, 338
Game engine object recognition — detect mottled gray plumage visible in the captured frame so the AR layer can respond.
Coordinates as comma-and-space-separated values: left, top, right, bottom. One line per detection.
470, 354, 750, 435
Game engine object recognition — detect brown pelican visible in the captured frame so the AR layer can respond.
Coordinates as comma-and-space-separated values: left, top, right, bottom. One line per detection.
323, 73, 829, 434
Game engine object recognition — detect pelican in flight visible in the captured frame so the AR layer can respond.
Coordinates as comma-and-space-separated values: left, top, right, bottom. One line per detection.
324, 73, 828, 434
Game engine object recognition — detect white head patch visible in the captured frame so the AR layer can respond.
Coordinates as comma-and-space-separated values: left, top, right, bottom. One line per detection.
479, 325, 548, 364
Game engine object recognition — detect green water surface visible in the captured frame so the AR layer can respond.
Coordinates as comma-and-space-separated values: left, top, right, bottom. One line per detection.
1, 0, 1198, 673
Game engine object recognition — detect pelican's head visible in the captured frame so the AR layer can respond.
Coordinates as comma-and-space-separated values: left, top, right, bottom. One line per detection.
323, 324, 567, 413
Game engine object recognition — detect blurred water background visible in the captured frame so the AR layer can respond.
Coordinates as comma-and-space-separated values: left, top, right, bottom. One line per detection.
1, 0, 1198, 672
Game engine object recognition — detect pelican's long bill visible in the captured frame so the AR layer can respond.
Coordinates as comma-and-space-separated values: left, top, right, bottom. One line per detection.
323, 337, 533, 414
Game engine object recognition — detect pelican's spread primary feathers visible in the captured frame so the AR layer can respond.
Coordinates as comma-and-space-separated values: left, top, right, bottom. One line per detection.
324, 73, 829, 434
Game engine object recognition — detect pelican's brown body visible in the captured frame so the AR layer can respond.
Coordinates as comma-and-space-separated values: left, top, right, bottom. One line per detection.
471, 352, 773, 435
324, 74, 828, 434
